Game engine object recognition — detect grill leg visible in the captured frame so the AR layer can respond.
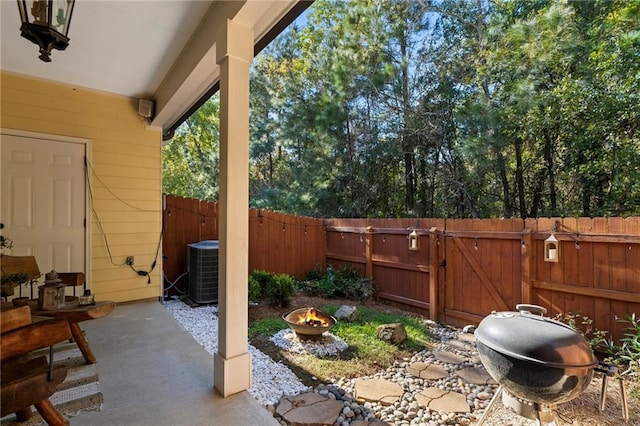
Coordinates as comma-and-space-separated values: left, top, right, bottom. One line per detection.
535, 404, 558, 425
599, 373, 609, 412
476, 385, 503, 426
619, 378, 629, 420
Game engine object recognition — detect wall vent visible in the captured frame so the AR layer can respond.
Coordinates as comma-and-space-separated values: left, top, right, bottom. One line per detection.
187, 240, 219, 304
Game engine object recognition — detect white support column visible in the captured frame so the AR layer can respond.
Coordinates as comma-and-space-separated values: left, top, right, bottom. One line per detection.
214, 18, 253, 397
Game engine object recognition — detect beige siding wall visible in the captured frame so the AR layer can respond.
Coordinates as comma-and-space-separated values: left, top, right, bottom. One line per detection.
1, 72, 162, 303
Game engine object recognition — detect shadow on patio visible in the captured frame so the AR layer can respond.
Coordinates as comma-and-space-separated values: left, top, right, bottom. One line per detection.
72, 300, 277, 425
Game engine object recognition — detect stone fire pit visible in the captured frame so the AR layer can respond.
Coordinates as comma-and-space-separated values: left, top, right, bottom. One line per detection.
282, 307, 336, 340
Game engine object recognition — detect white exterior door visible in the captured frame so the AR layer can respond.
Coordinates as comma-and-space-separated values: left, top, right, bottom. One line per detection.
1, 131, 87, 289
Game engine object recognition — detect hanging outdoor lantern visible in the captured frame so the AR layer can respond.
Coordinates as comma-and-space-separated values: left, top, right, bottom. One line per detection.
408, 230, 419, 251
544, 233, 560, 262
17, 0, 75, 62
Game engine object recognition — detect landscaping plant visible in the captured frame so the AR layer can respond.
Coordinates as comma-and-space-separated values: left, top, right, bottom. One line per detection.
300, 264, 375, 302
605, 313, 640, 375
248, 270, 295, 307
553, 312, 608, 350
265, 274, 295, 307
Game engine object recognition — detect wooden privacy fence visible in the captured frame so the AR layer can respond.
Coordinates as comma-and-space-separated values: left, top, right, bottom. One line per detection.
162, 195, 638, 341
162, 195, 325, 292
325, 217, 640, 342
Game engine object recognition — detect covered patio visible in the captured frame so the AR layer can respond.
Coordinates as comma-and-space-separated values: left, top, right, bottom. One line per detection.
72, 300, 278, 425
0, 0, 311, 420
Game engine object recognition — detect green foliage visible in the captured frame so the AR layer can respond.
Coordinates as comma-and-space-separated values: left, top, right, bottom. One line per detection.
553, 312, 608, 350
248, 305, 431, 369
605, 313, 640, 374
299, 264, 375, 302
162, 97, 220, 201
265, 274, 296, 308
302, 264, 325, 282
248, 275, 262, 302
323, 305, 430, 355
1, 272, 29, 297
248, 317, 287, 339
249, 270, 295, 307
164, 0, 640, 219
250, 270, 274, 292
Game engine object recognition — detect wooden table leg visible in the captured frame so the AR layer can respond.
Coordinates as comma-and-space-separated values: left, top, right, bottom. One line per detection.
68, 322, 96, 364
15, 407, 33, 421
34, 399, 69, 426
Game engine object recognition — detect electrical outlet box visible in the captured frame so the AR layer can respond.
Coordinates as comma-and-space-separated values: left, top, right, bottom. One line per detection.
126, 256, 134, 266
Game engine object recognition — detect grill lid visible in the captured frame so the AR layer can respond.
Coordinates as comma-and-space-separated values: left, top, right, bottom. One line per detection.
474, 304, 598, 369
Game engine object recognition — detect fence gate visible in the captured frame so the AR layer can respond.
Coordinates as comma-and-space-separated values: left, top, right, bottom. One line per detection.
442, 219, 525, 328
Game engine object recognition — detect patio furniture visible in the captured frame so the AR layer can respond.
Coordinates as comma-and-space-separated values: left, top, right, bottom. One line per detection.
0, 298, 116, 364
0, 254, 41, 299
57, 271, 86, 297
1, 305, 72, 426
29, 299, 116, 364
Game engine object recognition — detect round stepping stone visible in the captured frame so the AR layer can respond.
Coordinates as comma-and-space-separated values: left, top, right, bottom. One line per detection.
433, 351, 466, 364
458, 333, 477, 344
354, 378, 403, 406
446, 339, 474, 351
415, 388, 470, 413
406, 362, 448, 380
276, 392, 344, 426
455, 366, 496, 385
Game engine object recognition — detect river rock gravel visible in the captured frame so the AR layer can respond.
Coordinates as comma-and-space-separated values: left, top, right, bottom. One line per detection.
270, 329, 349, 356
163, 300, 310, 405
164, 299, 506, 425
165, 300, 618, 426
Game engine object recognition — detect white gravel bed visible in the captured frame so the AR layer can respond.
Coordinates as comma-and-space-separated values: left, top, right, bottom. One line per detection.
270, 329, 348, 356
163, 299, 310, 405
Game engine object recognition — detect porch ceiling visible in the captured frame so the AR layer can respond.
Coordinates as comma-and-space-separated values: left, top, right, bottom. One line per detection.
0, 0, 309, 132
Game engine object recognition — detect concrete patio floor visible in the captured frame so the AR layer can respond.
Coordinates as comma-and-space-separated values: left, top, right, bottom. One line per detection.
72, 299, 278, 426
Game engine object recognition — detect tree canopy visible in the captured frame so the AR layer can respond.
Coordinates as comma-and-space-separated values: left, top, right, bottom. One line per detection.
163, 0, 639, 219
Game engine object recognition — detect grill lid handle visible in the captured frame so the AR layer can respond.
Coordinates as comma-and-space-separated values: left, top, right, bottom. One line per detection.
516, 304, 547, 316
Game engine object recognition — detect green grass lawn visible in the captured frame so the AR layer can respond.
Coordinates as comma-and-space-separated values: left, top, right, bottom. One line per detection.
249, 304, 431, 380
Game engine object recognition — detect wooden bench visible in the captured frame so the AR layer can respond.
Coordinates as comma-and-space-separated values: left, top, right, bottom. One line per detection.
1, 306, 72, 426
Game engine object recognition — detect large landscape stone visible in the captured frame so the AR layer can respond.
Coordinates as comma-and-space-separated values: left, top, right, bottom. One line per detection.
334, 305, 358, 321
276, 392, 344, 426
376, 323, 407, 344
354, 378, 403, 405
415, 388, 470, 413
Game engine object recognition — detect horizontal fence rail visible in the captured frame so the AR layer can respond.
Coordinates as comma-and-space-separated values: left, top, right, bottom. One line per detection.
325, 217, 640, 342
162, 196, 639, 342
162, 195, 325, 295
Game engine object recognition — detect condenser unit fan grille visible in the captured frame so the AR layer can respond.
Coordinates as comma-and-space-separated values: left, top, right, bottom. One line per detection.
187, 240, 219, 304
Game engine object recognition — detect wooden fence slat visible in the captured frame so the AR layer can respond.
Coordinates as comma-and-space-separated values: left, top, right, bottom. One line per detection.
163, 196, 639, 341
428, 227, 439, 321
451, 236, 510, 312
532, 279, 640, 303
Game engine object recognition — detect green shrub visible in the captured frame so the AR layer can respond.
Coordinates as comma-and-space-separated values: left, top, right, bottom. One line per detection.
265, 273, 295, 307
302, 264, 325, 281
249, 270, 274, 300
300, 264, 375, 302
605, 313, 640, 374
248, 275, 262, 302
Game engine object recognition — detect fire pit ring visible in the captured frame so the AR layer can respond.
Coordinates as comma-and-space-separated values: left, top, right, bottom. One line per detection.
282, 307, 337, 341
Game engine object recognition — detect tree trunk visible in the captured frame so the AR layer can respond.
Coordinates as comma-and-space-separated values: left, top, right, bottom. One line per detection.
514, 139, 526, 218
543, 128, 557, 215
400, 29, 415, 213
